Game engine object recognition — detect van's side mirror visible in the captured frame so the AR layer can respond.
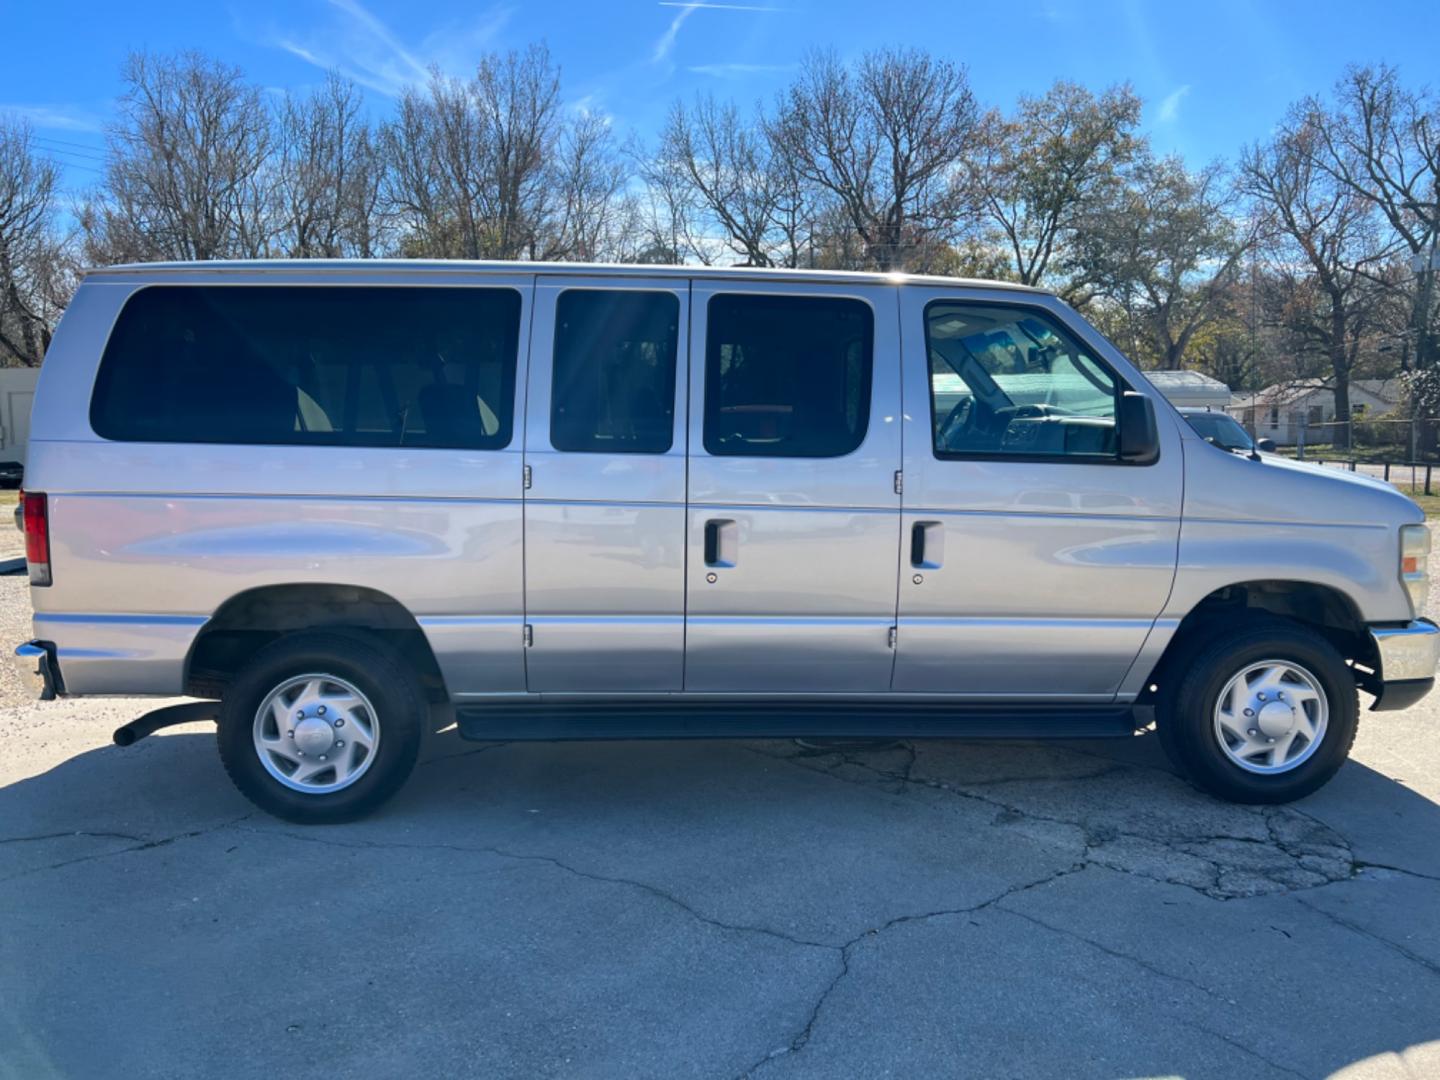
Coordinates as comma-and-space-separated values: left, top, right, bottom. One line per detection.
1256, 437, 1277, 453
1118, 391, 1160, 464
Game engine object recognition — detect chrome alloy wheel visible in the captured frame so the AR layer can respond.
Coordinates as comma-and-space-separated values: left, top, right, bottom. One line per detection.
1212, 659, 1328, 775
252, 674, 380, 794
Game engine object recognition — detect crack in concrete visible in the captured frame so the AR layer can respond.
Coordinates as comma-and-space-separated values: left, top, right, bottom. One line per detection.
1178, 1018, 1313, 1080
734, 864, 1089, 1079
998, 902, 1236, 1006
246, 826, 837, 952
0, 813, 254, 885
1294, 895, 1440, 980
751, 744, 1359, 901
1352, 860, 1440, 884
0, 829, 145, 845
997, 897, 1321, 1078
1058, 746, 1440, 892
241, 823, 1087, 1080
417, 741, 511, 768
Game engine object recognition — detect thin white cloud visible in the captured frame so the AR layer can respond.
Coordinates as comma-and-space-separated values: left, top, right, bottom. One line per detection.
687, 62, 795, 78
1158, 84, 1190, 123
0, 104, 105, 133
652, 4, 698, 64
327, 0, 428, 82
659, 2, 787, 9
268, 0, 513, 97
652, 0, 783, 66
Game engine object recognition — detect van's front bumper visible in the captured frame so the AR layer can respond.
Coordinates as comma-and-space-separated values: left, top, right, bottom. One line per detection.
1368, 619, 1440, 711
13, 640, 62, 700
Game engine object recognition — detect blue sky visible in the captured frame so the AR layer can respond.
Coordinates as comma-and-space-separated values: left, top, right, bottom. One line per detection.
3, 0, 1438, 196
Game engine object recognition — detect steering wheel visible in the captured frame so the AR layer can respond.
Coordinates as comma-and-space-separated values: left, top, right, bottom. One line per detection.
937, 398, 974, 448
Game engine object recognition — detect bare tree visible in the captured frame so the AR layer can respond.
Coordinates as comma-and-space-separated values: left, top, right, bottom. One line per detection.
276, 72, 383, 258
1306, 65, 1439, 373
476, 45, 563, 259
769, 48, 977, 271
537, 111, 629, 261
1240, 109, 1402, 444
1080, 155, 1253, 368
84, 51, 274, 263
968, 81, 1141, 297
383, 45, 572, 259
654, 95, 814, 267
0, 118, 71, 365
631, 130, 709, 265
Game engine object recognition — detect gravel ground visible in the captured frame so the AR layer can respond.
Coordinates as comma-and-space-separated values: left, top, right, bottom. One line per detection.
2, 576, 1438, 1079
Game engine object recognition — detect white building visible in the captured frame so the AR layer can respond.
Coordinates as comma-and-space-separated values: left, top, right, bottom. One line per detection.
0, 367, 38, 484
1228, 379, 1402, 447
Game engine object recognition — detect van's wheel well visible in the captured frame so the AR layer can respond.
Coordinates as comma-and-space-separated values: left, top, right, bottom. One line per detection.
1140, 581, 1377, 704
185, 585, 448, 703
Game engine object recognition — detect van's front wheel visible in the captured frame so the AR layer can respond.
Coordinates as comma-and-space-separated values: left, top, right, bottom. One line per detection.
216, 632, 424, 824
1157, 619, 1359, 804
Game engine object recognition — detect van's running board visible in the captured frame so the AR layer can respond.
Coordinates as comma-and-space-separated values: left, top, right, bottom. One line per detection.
455, 701, 1144, 741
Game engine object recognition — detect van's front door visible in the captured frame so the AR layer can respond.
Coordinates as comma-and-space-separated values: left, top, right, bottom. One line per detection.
522, 277, 689, 692
683, 282, 902, 692
894, 288, 1183, 698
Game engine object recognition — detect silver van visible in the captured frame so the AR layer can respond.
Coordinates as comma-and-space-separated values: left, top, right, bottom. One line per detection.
14, 261, 1438, 823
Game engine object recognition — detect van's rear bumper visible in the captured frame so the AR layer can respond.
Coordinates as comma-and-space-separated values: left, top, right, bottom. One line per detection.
13, 640, 62, 700
24, 612, 203, 696
1368, 619, 1440, 711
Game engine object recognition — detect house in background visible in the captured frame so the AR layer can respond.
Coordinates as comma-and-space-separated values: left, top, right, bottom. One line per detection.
0, 367, 38, 486
1142, 370, 1232, 410
1227, 379, 1403, 446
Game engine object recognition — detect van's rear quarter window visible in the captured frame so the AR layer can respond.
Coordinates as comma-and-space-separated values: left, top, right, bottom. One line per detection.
89, 285, 522, 450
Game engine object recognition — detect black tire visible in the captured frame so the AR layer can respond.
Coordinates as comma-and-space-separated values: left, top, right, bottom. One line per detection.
216, 631, 425, 824
1156, 617, 1359, 804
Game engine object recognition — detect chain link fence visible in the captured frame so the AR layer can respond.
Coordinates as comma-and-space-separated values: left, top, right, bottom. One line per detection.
1231, 415, 1440, 493
1236, 416, 1440, 460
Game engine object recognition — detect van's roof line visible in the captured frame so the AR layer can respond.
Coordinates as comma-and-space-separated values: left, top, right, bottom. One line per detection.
81, 258, 1052, 294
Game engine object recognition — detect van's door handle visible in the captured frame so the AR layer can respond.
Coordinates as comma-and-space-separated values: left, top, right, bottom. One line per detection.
911, 521, 943, 569
704, 519, 736, 567
704, 520, 721, 565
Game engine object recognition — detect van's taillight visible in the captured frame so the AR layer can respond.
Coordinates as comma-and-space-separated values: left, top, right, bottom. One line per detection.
22, 491, 51, 587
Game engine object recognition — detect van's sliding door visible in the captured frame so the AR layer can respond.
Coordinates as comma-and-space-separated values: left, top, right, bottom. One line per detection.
521, 276, 690, 693
682, 281, 902, 693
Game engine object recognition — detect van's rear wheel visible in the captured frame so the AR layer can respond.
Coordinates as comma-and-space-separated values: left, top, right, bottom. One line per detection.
1157, 619, 1358, 804
217, 632, 424, 824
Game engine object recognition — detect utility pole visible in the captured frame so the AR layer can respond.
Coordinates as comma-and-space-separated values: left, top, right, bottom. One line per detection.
1411, 235, 1440, 457
1413, 236, 1440, 369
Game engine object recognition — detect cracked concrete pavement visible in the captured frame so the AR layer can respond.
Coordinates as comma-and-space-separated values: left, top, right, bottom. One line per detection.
2, 574, 1439, 1078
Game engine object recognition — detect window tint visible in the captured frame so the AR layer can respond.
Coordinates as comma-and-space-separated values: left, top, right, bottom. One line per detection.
550, 290, 679, 454
90, 286, 521, 450
1183, 411, 1253, 451
925, 302, 1119, 460
704, 294, 873, 458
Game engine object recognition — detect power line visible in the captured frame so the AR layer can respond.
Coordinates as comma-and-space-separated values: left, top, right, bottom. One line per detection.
32, 136, 106, 162
30, 134, 106, 155
40, 155, 101, 175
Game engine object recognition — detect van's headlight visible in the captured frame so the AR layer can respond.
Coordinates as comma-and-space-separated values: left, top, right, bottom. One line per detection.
1401, 524, 1431, 616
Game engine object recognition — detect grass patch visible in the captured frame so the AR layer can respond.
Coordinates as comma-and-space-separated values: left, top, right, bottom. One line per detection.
1281, 445, 1414, 464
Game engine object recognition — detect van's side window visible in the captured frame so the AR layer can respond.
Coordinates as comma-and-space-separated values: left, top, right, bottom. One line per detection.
704, 294, 872, 458
925, 302, 1120, 460
90, 286, 521, 450
550, 290, 679, 454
